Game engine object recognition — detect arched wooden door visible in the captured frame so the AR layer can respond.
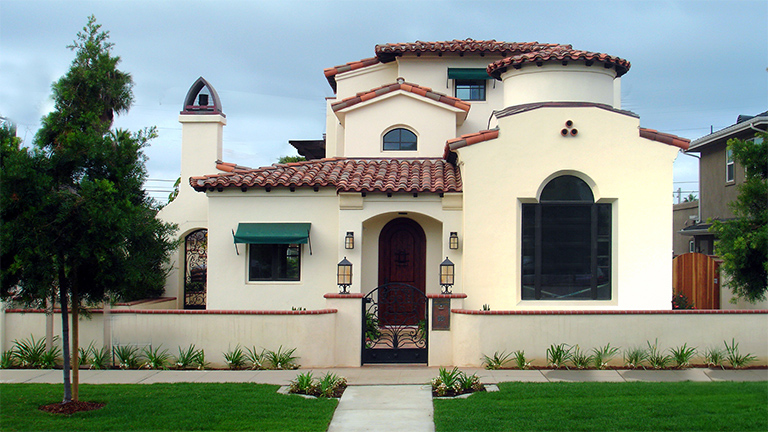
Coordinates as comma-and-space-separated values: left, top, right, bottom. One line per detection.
378, 218, 426, 324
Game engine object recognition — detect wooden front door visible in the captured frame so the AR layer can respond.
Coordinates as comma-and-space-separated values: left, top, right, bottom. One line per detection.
378, 218, 426, 324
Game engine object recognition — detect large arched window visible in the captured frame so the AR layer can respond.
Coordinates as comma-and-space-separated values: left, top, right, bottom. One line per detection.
383, 128, 417, 151
521, 175, 611, 300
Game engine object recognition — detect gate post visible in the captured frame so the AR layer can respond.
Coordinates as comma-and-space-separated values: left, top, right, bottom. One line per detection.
427, 293, 466, 366
324, 293, 364, 367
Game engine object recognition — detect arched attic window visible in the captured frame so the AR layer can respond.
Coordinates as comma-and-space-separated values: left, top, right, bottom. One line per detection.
181, 77, 223, 114
521, 175, 611, 301
383, 128, 417, 151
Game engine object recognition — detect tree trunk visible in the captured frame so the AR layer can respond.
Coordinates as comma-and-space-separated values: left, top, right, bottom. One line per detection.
71, 279, 80, 402
58, 262, 72, 404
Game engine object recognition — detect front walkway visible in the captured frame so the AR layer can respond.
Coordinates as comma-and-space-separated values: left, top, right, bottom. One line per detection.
2, 366, 766, 385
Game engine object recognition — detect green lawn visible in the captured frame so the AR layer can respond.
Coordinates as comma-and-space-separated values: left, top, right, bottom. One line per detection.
434, 381, 768, 431
0, 383, 337, 431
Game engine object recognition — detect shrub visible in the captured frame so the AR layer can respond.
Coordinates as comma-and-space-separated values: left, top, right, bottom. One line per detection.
592, 344, 620, 369
194, 349, 210, 370
142, 345, 171, 370
1, 349, 16, 369
78, 341, 95, 367
264, 346, 299, 370
482, 350, 512, 370
723, 339, 756, 369
174, 344, 200, 369
646, 339, 672, 369
703, 346, 725, 369
13, 335, 47, 368
90, 346, 110, 370
40, 344, 61, 369
513, 350, 531, 370
546, 343, 572, 369
431, 367, 484, 397
223, 345, 246, 370
570, 345, 593, 369
669, 343, 697, 369
289, 371, 346, 398
672, 293, 694, 309
113, 345, 141, 369
245, 346, 266, 370
624, 346, 648, 369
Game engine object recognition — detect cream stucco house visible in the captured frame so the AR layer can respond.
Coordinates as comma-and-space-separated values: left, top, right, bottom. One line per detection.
8, 40, 768, 369
161, 39, 688, 315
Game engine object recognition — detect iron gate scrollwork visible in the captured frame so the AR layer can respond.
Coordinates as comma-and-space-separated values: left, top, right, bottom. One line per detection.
362, 283, 428, 364
184, 229, 207, 309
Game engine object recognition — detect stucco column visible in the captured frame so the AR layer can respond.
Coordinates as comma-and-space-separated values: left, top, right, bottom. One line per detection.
324, 293, 364, 367
427, 293, 466, 366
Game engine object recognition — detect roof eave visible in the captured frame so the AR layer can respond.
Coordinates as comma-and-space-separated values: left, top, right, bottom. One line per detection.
687, 116, 768, 152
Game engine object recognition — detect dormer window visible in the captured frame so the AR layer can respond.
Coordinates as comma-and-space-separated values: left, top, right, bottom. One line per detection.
448, 68, 489, 101
383, 128, 417, 151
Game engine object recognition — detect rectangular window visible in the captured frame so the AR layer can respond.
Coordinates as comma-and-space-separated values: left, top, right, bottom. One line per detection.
726, 148, 734, 182
455, 79, 486, 101
249, 244, 300, 281
522, 203, 611, 300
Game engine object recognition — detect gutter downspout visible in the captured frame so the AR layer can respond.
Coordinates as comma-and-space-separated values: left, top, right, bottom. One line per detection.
679, 151, 702, 224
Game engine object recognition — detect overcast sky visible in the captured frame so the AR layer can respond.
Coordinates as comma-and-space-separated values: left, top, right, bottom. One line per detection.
2, 0, 766, 204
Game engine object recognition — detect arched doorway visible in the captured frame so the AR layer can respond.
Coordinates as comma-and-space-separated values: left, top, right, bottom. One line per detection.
378, 217, 427, 322
184, 229, 207, 309
362, 218, 428, 364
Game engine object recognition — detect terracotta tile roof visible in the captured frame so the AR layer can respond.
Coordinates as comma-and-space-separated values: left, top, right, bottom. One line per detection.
487, 47, 631, 79
375, 39, 569, 61
323, 57, 381, 92
191, 158, 462, 193
324, 39, 569, 92
443, 128, 500, 160
639, 128, 690, 150
331, 81, 470, 113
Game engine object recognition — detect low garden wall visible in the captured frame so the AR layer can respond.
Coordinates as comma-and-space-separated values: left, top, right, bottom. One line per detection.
450, 309, 768, 367
1, 308, 339, 368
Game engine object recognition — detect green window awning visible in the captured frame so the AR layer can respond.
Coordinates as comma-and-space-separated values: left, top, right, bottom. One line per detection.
447, 68, 489, 80
233, 223, 311, 244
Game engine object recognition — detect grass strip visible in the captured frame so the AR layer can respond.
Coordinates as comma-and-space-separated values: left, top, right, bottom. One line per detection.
434, 381, 767, 431
1, 382, 337, 431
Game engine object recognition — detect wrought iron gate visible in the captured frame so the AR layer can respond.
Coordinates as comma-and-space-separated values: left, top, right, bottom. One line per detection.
362, 283, 428, 364
184, 229, 207, 309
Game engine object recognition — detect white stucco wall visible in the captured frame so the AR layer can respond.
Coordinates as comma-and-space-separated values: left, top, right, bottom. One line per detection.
458, 106, 680, 310
205, 188, 339, 310
334, 62, 399, 100
396, 56, 504, 136
338, 94, 461, 158
500, 63, 617, 107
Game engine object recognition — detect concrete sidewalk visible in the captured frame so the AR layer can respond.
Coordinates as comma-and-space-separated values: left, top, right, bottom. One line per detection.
2, 366, 766, 385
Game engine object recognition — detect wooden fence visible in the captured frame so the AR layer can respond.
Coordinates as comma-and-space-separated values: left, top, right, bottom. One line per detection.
673, 253, 720, 309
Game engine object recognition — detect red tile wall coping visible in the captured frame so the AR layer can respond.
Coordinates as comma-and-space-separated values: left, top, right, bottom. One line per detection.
427, 293, 468, 299
114, 297, 177, 306
452, 309, 768, 315
5, 309, 338, 315
324, 293, 365, 299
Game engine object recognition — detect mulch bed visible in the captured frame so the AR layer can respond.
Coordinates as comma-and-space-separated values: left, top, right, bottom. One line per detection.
290, 383, 347, 399
39, 401, 105, 415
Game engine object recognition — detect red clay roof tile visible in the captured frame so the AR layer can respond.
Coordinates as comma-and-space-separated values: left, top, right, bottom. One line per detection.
191, 158, 462, 194
487, 47, 631, 79
443, 129, 500, 159
375, 39, 569, 60
331, 81, 470, 113
638, 128, 690, 150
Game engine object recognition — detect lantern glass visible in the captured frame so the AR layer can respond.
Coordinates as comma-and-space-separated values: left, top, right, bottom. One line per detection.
439, 257, 454, 287
337, 257, 352, 287
344, 232, 354, 249
449, 232, 459, 250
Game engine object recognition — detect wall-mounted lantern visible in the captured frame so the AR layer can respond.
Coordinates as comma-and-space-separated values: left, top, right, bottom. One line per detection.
344, 232, 354, 249
439, 257, 454, 294
449, 232, 459, 250
337, 257, 352, 294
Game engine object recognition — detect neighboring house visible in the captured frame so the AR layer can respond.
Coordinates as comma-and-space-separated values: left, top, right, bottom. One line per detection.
672, 200, 699, 256
159, 39, 688, 313
681, 112, 767, 254
680, 111, 767, 309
